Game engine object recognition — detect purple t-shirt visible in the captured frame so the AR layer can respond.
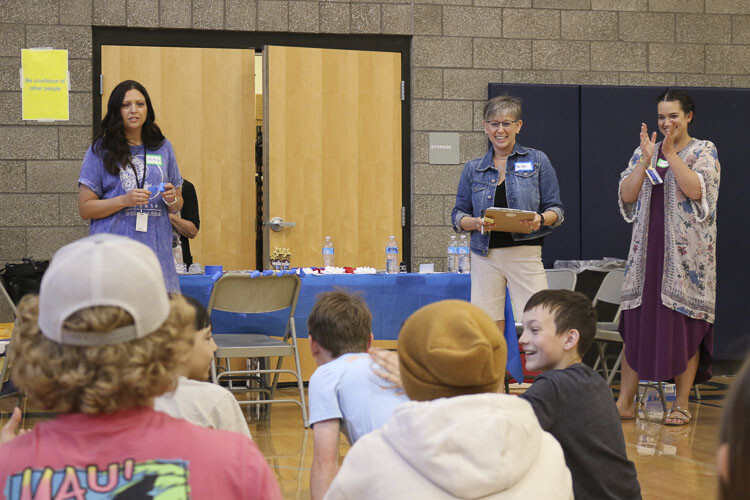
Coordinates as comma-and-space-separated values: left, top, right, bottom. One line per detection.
78, 139, 183, 292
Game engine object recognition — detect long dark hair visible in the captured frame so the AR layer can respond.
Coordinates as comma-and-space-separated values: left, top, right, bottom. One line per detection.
719, 356, 750, 500
657, 88, 696, 124
93, 80, 165, 176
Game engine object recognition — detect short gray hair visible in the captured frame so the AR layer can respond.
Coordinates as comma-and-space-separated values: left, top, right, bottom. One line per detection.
484, 95, 523, 122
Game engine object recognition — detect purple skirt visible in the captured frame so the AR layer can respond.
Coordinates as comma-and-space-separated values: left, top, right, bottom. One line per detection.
619, 157, 713, 384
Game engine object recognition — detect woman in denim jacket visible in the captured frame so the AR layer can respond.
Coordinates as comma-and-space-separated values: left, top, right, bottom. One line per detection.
452, 95, 564, 335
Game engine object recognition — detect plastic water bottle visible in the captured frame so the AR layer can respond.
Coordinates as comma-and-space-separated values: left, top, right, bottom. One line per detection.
458, 234, 470, 274
322, 236, 335, 267
386, 236, 399, 274
447, 234, 458, 273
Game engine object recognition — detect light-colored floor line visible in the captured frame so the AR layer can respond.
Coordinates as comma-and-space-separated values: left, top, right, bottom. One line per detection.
625, 441, 717, 472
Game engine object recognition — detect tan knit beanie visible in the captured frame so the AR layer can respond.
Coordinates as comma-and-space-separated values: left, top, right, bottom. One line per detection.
398, 299, 507, 401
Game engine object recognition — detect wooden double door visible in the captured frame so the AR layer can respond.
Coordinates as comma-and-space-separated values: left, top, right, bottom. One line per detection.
102, 45, 403, 271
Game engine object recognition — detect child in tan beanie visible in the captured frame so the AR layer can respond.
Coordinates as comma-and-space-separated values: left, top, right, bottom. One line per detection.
324, 299, 573, 500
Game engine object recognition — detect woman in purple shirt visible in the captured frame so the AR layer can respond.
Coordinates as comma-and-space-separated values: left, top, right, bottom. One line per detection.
78, 80, 184, 292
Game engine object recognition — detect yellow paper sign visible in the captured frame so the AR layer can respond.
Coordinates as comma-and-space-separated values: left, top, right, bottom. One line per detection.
21, 49, 69, 121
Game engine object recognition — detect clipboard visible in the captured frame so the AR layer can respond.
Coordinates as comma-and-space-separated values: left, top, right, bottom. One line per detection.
483, 207, 537, 234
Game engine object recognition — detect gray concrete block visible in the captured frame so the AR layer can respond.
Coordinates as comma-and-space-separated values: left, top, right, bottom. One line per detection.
648, 0, 703, 13
503, 69, 562, 84
444, 7, 503, 38
414, 195, 446, 225
732, 75, 750, 87
0, 127, 58, 160
0, 228, 26, 261
94, 0, 127, 26
561, 71, 619, 85
414, 4, 441, 35
444, 69, 503, 101
227, 0, 257, 30
443, 194, 457, 226
676, 14, 730, 44
382, 4, 412, 34
0, 92, 23, 125
706, 0, 750, 14
160, 0, 192, 28
0, 58, 20, 93
413, 99, 474, 132
0, 24, 24, 58
533, 0, 590, 7
591, 42, 647, 72
59, 193, 87, 226
619, 12, 675, 42
59, 126, 91, 160
561, 10, 617, 40
677, 74, 732, 88
592, 0, 646, 10
619, 72, 674, 86
473, 38, 532, 69
0, 194, 59, 226
473, 100, 486, 131
69, 59, 92, 93
460, 132, 489, 163
412, 225, 454, 260
321, 3, 350, 33
649, 43, 704, 73
351, 4, 381, 33
127, 0, 160, 27
26, 26, 92, 59
193, 0, 224, 29
413, 36, 472, 68
290, 1, 320, 32
532, 40, 589, 71
413, 131, 429, 163
474, 0, 530, 6
412, 67, 443, 99
707, 45, 750, 74
67, 92, 94, 126
258, 1, 290, 31
417, 0, 470, 5
0, 161, 25, 193
733, 16, 750, 44
413, 163, 464, 194
503, 8, 559, 39
26, 226, 89, 260
0, 0, 58, 24
26, 161, 81, 193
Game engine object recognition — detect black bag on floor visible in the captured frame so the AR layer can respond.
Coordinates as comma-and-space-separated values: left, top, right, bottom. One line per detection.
1, 258, 49, 305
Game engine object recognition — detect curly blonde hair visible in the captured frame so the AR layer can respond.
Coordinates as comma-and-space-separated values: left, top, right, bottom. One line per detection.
11, 294, 195, 414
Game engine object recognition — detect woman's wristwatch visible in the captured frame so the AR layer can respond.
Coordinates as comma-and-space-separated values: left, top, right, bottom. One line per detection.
539, 213, 545, 227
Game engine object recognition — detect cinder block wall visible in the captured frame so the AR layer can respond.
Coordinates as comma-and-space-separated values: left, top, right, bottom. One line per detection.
1, 0, 748, 274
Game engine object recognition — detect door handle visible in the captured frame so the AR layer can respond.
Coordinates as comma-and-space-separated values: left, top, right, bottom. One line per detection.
267, 217, 296, 232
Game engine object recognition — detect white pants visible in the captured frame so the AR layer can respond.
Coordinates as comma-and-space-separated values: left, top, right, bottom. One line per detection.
470, 245, 548, 321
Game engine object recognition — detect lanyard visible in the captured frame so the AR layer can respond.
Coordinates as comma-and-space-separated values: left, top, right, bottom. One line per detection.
131, 146, 147, 189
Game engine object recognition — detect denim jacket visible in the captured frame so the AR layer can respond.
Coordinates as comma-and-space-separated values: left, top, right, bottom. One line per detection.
451, 144, 564, 256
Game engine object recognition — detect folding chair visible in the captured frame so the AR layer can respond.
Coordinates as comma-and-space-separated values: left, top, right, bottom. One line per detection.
591, 269, 625, 390
0, 276, 21, 406
207, 273, 308, 427
545, 268, 577, 291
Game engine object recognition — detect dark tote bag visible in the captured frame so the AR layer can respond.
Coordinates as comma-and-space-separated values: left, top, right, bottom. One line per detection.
0, 258, 49, 305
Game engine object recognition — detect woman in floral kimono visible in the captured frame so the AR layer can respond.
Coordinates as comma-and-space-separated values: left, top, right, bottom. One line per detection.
615, 89, 720, 426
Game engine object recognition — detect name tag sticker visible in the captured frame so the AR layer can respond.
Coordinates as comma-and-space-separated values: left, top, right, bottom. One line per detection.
515, 162, 533, 172
146, 154, 162, 166
656, 158, 669, 169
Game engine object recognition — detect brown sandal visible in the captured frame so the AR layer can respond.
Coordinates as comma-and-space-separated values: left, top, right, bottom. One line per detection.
664, 406, 692, 426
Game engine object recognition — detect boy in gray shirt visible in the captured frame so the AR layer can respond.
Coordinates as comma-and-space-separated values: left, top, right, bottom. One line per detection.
519, 289, 641, 500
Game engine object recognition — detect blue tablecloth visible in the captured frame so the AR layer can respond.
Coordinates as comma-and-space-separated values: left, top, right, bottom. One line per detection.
179, 272, 524, 382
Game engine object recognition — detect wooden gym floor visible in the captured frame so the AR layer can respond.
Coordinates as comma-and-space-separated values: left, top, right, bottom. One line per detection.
0, 376, 730, 500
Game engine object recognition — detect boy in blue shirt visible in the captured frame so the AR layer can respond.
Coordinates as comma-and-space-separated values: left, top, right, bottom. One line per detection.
307, 290, 408, 500
519, 289, 641, 500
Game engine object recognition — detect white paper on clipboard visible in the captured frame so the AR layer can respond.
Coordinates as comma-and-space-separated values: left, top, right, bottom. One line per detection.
483, 207, 537, 234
